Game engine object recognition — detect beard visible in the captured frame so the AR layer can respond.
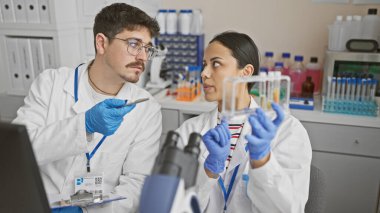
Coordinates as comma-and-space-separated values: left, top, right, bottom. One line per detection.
121, 61, 145, 83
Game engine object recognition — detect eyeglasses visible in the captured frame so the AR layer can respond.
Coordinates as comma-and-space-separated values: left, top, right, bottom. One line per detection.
113, 37, 158, 60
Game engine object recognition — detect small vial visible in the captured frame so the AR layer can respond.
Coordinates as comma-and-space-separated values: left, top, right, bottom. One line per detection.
259, 72, 267, 110
273, 71, 281, 103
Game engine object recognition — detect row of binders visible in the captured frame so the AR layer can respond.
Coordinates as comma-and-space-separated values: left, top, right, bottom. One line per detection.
0, 0, 50, 24
5, 36, 56, 95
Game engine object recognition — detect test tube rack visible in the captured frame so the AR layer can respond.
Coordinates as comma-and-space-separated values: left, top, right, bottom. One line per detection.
322, 96, 379, 117
221, 74, 291, 120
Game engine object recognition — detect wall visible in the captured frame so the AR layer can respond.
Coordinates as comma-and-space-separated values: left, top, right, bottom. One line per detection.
162, 0, 380, 64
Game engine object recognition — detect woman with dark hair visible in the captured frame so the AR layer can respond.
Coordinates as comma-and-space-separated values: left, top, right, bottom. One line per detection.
176, 31, 312, 212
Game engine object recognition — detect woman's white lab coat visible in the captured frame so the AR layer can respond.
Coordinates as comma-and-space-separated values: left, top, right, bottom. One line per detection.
175, 100, 312, 213
13, 62, 162, 213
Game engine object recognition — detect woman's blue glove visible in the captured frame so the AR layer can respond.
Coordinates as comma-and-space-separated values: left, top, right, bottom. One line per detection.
245, 103, 284, 160
52, 206, 83, 213
85, 98, 136, 136
202, 119, 231, 175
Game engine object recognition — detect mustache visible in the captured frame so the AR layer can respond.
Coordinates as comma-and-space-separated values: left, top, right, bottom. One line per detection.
126, 61, 145, 70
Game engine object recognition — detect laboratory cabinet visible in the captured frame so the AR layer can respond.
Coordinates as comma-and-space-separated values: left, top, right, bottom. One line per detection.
302, 121, 380, 213
0, 0, 85, 96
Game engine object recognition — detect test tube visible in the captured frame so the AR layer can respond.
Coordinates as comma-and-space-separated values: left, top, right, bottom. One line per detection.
366, 78, 372, 101
341, 77, 347, 100
346, 78, 351, 100
273, 71, 281, 104
259, 72, 267, 109
356, 78, 362, 101
370, 80, 377, 101
336, 77, 341, 100
267, 72, 274, 109
327, 76, 332, 100
350, 78, 356, 101
331, 77, 336, 101
361, 79, 367, 102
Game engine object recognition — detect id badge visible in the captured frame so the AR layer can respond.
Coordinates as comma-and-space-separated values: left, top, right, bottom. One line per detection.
74, 173, 104, 195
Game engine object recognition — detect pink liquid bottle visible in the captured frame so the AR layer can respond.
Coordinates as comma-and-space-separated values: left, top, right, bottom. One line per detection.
289, 55, 306, 97
281, 52, 292, 76
305, 57, 322, 95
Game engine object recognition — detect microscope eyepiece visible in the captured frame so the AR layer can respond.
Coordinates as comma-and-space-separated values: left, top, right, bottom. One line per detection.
184, 132, 202, 158
162, 131, 179, 151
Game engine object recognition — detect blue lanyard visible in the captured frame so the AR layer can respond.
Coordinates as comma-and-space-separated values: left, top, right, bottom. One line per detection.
218, 164, 240, 211
74, 64, 107, 173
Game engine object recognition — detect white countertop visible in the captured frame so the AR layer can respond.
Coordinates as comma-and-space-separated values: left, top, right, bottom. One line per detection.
153, 89, 380, 129
153, 89, 217, 114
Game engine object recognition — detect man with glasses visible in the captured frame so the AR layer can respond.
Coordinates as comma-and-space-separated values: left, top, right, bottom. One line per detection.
13, 3, 161, 213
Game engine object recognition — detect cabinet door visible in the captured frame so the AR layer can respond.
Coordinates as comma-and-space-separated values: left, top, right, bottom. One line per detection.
161, 109, 179, 134
312, 151, 380, 213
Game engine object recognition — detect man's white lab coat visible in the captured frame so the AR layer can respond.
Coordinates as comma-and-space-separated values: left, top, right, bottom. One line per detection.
13, 62, 162, 212
175, 100, 312, 213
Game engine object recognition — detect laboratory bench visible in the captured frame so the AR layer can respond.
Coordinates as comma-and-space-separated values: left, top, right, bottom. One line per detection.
153, 89, 380, 213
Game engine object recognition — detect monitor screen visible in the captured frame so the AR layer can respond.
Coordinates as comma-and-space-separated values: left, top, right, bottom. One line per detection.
0, 122, 50, 213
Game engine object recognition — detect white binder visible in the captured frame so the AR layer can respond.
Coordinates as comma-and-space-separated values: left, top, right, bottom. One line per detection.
17, 38, 35, 91
12, 0, 27, 23
41, 38, 56, 69
26, 0, 39, 23
29, 38, 44, 77
38, 0, 49, 24
0, 3, 3, 22
5, 37, 25, 92
0, 0, 15, 22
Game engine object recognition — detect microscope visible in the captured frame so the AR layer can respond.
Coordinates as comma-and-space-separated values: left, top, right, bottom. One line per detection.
145, 44, 171, 89
139, 131, 202, 213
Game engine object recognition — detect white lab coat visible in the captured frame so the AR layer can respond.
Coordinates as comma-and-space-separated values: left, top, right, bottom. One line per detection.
175, 99, 312, 213
13, 62, 162, 213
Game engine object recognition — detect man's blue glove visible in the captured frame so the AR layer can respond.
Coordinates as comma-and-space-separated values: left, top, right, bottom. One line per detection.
202, 119, 231, 175
85, 98, 135, 136
245, 103, 285, 160
52, 206, 83, 213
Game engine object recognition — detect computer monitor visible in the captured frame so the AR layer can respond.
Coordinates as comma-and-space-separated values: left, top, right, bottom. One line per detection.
0, 122, 50, 212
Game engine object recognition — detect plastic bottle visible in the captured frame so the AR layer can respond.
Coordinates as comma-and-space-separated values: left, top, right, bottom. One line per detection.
351, 15, 362, 39
156, 9, 167, 34
261, 51, 275, 71
340, 15, 353, 50
179, 9, 192, 35
362, 8, 380, 45
190, 9, 203, 35
289, 55, 306, 97
306, 57, 322, 95
259, 67, 268, 74
166, 9, 178, 35
280, 52, 292, 76
328, 15, 344, 51
274, 62, 284, 73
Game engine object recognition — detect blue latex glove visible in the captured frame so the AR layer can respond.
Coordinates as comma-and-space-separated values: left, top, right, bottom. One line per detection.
52, 206, 83, 213
245, 103, 285, 160
202, 119, 231, 175
85, 98, 136, 136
